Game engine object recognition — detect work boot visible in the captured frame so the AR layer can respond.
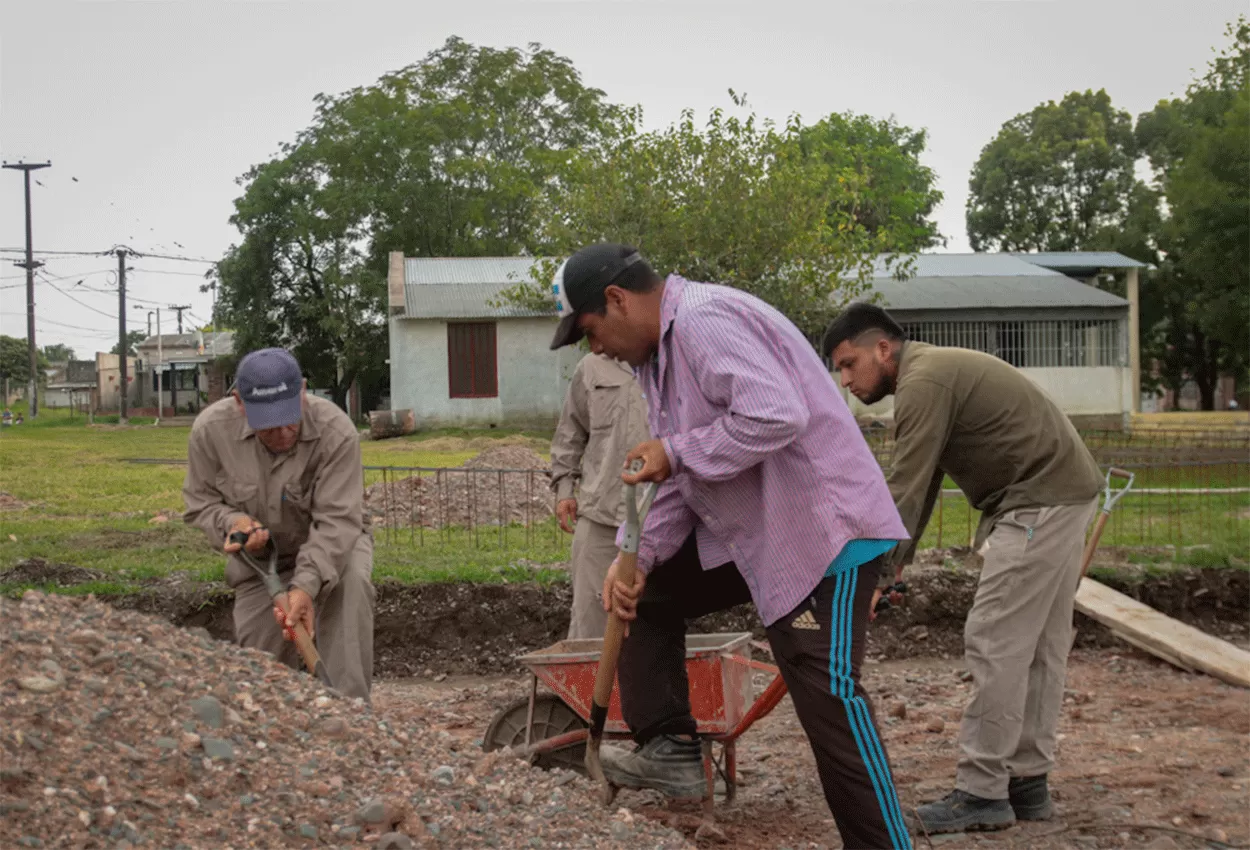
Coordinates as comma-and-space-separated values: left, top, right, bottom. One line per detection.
1009, 774, 1052, 820
908, 789, 1016, 834
599, 734, 707, 799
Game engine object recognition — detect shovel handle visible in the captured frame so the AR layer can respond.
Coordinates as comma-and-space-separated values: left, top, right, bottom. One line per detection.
1079, 466, 1136, 579
273, 590, 328, 680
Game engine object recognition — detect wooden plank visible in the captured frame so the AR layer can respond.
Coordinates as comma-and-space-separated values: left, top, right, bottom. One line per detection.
1075, 577, 1250, 688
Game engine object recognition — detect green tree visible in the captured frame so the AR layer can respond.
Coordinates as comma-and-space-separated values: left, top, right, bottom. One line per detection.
966, 89, 1143, 252
111, 331, 146, 358
1137, 17, 1249, 409
500, 95, 910, 340
213, 36, 618, 409
42, 343, 75, 362
796, 112, 944, 252
0, 335, 50, 385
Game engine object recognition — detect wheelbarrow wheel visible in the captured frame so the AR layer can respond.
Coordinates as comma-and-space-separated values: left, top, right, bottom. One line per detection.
482, 693, 588, 775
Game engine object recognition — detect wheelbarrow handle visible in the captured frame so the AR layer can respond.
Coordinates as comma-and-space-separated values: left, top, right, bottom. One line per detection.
227, 530, 333, 689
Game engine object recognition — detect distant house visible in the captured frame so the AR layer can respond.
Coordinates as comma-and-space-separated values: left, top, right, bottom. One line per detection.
384, 250, 1146, 429
385, 253, 580, 428
843, 251, 1145, 427
134, 331, 235, 416
43, 360, 98, 410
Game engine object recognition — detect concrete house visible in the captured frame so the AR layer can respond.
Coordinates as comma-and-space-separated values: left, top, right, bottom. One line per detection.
133, 331, 236, 416
386, 253, 581, 428
843, 251, 1144, 427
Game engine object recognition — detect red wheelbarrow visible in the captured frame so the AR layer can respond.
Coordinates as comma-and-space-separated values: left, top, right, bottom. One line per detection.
482, 631, 789, 825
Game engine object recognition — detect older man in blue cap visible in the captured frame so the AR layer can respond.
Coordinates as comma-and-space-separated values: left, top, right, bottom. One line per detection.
183, 347, 375, 701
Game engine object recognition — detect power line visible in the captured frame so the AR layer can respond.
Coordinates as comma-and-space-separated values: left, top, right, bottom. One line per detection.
35, 316, 117, 335
130, 267, 212, 277
130, 250, 218, 264
38, 272, 119, 321
0, 247, 112, 257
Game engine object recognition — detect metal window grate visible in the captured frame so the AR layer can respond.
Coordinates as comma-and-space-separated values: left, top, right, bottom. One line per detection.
899, 320, 1123, 368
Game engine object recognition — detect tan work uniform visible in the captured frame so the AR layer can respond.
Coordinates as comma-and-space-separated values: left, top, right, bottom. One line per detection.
183, 395, 375, 701
887, 341, 1103, 800
550, 353, 651, 639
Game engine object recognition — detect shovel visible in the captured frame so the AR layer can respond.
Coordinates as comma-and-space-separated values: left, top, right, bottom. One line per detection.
584, 460, 657, 803
1079, 467, 1135, 578
228, 530, 335, 690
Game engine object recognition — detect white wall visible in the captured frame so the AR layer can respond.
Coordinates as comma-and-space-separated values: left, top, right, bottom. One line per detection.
842, 366, 1131, 420
389, 316, 583, 427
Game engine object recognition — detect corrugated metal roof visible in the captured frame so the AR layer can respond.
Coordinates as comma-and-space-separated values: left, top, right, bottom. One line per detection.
403, 282, 556, 319
872, 253, 1067, 279
1010, 251, 1149, 270
136, 331, 234, 354
864, 272, 1129, 311
404, 257, 548, 286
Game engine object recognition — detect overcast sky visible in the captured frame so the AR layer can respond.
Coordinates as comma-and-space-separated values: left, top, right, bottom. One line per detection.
1, 0, 1243, 354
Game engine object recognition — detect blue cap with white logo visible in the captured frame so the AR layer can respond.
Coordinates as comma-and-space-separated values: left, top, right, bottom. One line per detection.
235, 348, 304, 430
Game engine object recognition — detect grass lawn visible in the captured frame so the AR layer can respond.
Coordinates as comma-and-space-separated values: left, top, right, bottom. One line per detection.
0, 408, 1244, 596
0, 409, 569, 594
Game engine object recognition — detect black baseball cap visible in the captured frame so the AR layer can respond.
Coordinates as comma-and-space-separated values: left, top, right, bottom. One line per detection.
549, 243, 645, 350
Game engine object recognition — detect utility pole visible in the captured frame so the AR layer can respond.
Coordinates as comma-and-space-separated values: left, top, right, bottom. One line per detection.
2, 160, 51, 418
155, 308, 163, 424
117, 248, 128, 424
169, 304, 191, 334
146, 311, 153, 338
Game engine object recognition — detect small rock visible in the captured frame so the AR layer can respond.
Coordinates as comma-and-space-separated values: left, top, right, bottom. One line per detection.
694, 820, 727, 843
1144, 837, 1178, 850
338, 826, 360, 840
610, 821, 633, 841
201, 737, 235, 761
423, 668, 434, 678
84, 677, 108, 695
18, 837, 44, 848
354, 798, 386, 825
182, 794, 199, 808
1072, 837, 1098, 849
925, 717, 946, 734
377, 833, 414, 850
431, 765, 454, 786
1216, 765, 1242, 777
319, 718, 349, 739
181, 733, 201, 750
1209, 829, 1229, 844
315, 696, 333, 708
888, 702, 906, 720
154, 737, 178, 752
433, 673, 447, 682
115, 742, 146, 763
39, 659, 64, 681
189, 696, 224, 729
225, 708, 244, 725
298, 824, 318, 840
18, 675, 60, 693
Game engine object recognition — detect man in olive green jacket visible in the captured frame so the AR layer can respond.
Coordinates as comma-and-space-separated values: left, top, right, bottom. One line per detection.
824, 304, 1103, 836
550, 352, 650, 639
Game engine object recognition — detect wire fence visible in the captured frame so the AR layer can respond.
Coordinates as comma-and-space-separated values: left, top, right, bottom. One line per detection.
364, 435, 1250, 559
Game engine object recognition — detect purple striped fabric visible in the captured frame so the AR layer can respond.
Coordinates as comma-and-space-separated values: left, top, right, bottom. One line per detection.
618, 274, 909, 626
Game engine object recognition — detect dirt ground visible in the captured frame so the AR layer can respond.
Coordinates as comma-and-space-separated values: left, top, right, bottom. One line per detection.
376, 649, 1250, 850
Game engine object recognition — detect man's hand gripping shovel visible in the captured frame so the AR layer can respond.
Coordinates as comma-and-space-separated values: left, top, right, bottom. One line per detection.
227, 529, 335, 690
584, 460, 657, 804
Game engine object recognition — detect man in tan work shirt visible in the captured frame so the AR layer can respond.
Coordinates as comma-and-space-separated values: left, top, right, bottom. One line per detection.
824, 304, 1103, 836
183, 347, 375, 701
550, 352, 650, 639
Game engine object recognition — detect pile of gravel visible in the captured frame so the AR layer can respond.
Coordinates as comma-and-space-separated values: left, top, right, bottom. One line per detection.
0, 591, 692, 849
364, 446, 554, 530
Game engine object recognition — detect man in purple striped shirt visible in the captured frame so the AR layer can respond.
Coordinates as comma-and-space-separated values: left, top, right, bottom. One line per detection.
549, 243, 914, 849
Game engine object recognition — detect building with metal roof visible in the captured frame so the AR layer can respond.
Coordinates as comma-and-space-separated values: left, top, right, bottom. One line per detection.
847, 251, 1140, 425
385, 250, 1143, 428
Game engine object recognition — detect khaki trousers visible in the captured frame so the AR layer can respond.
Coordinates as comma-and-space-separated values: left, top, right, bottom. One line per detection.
567, 517, 620, 640
232, 534, 376, 703
956, 499, 1098, 799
